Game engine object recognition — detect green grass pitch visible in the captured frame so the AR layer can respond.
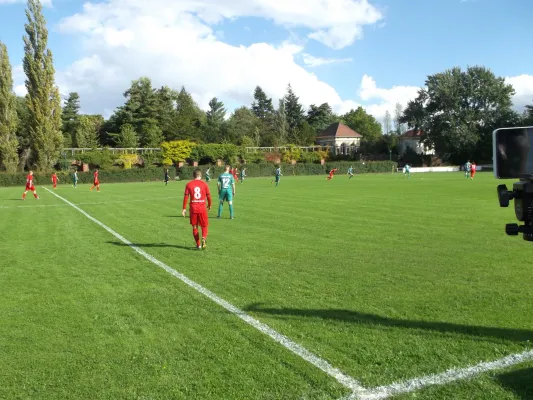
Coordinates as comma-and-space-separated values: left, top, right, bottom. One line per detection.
1, 172, 532, 399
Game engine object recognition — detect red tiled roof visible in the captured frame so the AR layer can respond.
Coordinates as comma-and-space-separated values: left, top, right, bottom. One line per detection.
316, 122, 362, 139
401, 129, 423, 138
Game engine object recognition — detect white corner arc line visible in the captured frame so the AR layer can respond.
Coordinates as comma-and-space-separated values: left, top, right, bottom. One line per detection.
353, 349, 533, 400
42, 187, 363, 394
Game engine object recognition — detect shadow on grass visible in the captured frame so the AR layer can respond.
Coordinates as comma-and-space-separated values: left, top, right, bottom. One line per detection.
496, 367, 533, 399
243, 304, 533, 343
107, 241, 198, 251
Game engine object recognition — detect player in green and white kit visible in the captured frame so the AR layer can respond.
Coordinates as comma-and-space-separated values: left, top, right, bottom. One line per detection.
403, 164, 411, 178
464, 161, 471, 179
217, 165, 235, 219
271, 166, 282, 186
240, 168, 246, 184
205, 167, 211, 182
72, 170, 78, 188
347, 166, 354, 179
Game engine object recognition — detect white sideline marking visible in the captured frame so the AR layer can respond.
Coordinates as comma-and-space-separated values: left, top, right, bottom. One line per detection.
343, 349, 533, 400
42, 187, 363, 394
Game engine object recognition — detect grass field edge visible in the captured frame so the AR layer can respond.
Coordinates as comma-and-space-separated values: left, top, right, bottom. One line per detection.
41, 186, 365, 395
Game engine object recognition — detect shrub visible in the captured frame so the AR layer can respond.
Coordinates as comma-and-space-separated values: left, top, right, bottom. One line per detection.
116, 154, 139, 169
161, 140, 195, 165
78, 149, 118, 169
299, 152, 322, 163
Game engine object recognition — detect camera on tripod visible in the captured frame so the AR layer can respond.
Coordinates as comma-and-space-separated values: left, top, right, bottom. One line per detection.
494, 126, 533, 241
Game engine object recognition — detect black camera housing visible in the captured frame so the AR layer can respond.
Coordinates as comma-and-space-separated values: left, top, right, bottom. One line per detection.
497, 177, 533, 241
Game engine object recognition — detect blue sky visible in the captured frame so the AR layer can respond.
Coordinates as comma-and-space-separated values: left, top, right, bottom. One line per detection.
0, 0, 532, 119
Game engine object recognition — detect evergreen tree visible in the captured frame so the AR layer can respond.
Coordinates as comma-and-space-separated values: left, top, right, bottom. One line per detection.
273, 98, 288, 146
23, 0, 63, 171
226, 106, 260, 145
61, 92, 80, 147
0, 42, 19, 172
175, 86, 204, 141
284, 84, 305, 134
140, 119, 163, 147
307, 102, 335, 134
205, 97, 226, 143
75, 115, 100, 148
155, 86, 179, 140
116, 123, 139, 148
251, 86, 274, 120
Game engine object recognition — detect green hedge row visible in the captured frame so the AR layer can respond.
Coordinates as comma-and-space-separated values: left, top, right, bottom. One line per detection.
178, 161, 397, 179
0, 168, 176, 187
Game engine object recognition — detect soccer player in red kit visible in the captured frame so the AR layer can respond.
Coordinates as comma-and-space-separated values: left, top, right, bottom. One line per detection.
182, 169, 212, 249
22, 171, 39, 200
90, 169, 100, 192
51, 172, 58, 189
470, 162, 476, 180
327, 168, 338, 180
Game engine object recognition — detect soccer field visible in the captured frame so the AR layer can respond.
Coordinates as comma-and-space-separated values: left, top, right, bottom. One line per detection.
1, 172, 532, 399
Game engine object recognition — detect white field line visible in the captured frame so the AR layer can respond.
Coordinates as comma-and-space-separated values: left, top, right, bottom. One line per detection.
339, 349, 533, 400
42, 187, 363, 394
0, 196, 177, 209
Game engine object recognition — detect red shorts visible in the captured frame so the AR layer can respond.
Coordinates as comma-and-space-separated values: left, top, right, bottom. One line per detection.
190, 211, 208, 227
25, 184, 35, 191
470, 171, 475, 176
94, 180, 99, 186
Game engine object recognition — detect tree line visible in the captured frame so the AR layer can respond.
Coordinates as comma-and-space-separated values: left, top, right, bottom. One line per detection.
0, 0, 532, 172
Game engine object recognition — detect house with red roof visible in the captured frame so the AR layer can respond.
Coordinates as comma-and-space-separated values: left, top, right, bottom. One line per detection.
399, 129, 435, 155
316, 122, 362, 155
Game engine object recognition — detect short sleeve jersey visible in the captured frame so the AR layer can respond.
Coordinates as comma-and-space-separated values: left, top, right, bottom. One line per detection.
26, 174, 34, 186
465, 162, 471, 171
348, 168, 353, 173
52, 174, 57, 182
275, 168, 281, 176
94, 171, 99, 181
405, 165, 410, 172
218, 173, 234, 190
184, 180, 211, 213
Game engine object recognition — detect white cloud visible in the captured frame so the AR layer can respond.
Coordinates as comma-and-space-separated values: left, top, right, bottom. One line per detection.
301, 53, 352, 67
506, 74, 533, 111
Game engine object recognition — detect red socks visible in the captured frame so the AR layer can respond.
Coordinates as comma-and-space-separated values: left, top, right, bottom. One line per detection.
33, 192, 38, 198
201, 226, 208, 239
193, 228, 200, 246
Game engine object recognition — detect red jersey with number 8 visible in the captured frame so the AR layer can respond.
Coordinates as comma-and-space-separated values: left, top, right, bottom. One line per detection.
183, 180, 211, 213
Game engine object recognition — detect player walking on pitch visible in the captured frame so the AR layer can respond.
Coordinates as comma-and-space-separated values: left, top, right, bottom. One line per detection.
217, 165, 236, 219
240, 168, 246, 184
164, 169, 170, 186
22, 171, 39, 200
182, 169, 212, 249
90, 169, 100, 192
403, 164, 411, 179
470, 161, 476, 180
464, 160, 471, 179
347, 166, 354, 179
72, 170, 78, 188
205, 167, 211, 182
51, 172, 58, 189
271, 166, 282, 186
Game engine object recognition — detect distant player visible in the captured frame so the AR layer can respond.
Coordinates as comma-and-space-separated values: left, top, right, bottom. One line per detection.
90, 169, 100, 192
51, 172, 58, 189
327, 168, 338, 180
182, 169, 212, 249
217, 165, 236, 219
205, 167, 211, 183
232, 167, 239, 182
271, 166, 282, 186
164, 168, 170, 186
404, 164, 411, 179
72, 170, 78, 188
470, 161, 476, 180
240, 168, 246, 184
347, 166, 354, 179
22, 171, 39, 200
464, 160, 471, 179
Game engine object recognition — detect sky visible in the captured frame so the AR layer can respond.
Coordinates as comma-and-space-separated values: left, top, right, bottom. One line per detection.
0, 0, 532, 122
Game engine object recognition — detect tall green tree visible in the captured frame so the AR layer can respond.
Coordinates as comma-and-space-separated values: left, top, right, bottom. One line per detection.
204, 97, 226, 143
174, 86, 204, 141
61, 92, 80, 147
140, 119, 163, 147
23, 0, 63, 171
74, 115, 101, 148
14, 96, 31, 168
383, 110, 392, 135
0, 42, 19, 172
155, 86, 179, 140
306, 103, 336, 134
251, 86, 274, 120
401, 66, 518, 163
522, 103, 533, 125
394, 102, 405, 135
226, 106, 259, 145
116, 123, 139, 148
273, 98, 288, 146
284, 84, 305, 135
342, 107, 382, 141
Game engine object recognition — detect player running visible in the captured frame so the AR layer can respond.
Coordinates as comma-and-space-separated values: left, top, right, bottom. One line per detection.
326, 168, 338, 180
90, 169, 100, 192
464, 160, 471, 179
470, 161, 476, 180
240, 168, 246, 184
22, 171, 39, 200
271, 166, 282, 186
72, 170, 78, 188
205, 167, 211, 183
347, 166, 354, 179
217, 165, 236, 219
182, 169, 212, 249
164, 168, 170, 186
232, 167, 239, 182
51, 172, 58, 189
403, 164, 411, 178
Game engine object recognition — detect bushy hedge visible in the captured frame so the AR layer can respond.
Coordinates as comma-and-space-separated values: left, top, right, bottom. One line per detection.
0, 167, 176, 187
178, 161, 396, 179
